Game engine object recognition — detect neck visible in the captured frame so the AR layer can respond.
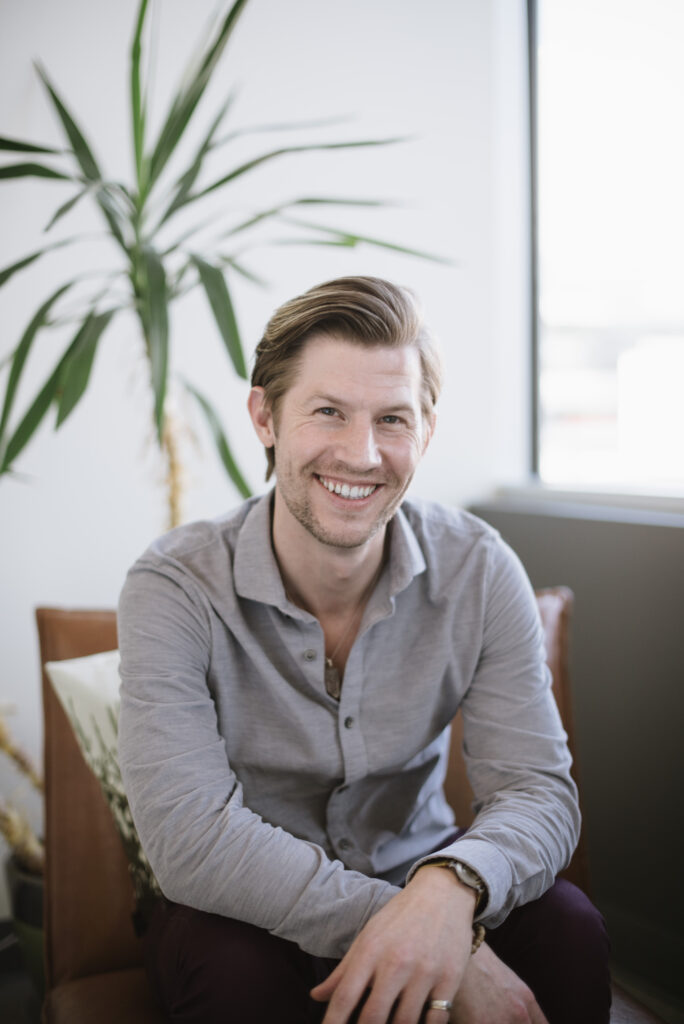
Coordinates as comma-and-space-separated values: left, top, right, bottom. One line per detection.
271, 493, 387, 619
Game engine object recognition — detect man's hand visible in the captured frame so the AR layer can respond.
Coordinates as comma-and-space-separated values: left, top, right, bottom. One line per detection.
310, 865, 476, 1024
450, 942, 549, 1024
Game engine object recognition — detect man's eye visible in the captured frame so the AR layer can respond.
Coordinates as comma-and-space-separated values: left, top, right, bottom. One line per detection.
380, 415, 401, 424
317, 407, 337, 416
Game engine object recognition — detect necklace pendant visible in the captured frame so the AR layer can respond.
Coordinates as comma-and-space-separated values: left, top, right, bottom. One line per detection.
324, 657, 342, 700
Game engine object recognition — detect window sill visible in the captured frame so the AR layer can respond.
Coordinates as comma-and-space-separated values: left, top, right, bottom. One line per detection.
476, 482, 684, 529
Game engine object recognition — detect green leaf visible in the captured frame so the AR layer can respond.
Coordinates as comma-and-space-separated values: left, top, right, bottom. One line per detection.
36, 65, 128, 249
0, 283, 72, 446
183, 380, 251, 498
182, 138, 405, 211
218, 196, 390, 241
0, 368, 62, 473
140, 247, 169, 439
214, 114, 351, 147
36, 64, 101, 181
44, 185, 90, 231
0, 136, 63, 155
148, 0, 249, 190
0, 251, 43, 288
0, 237, 78, 288
56, 310, 115, 427
0, 322, 84, 474
295, 196, 390, 207
191, 256, 247, 379
278, 215, 454, 264
158, 97, 234, 225
162, 211, 222, 257
220, 257, 268, 287
130, 0, 150, 191
0, 162, 71, 181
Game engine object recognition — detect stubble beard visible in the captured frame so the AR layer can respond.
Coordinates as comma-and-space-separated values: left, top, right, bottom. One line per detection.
276, 459, 411, 550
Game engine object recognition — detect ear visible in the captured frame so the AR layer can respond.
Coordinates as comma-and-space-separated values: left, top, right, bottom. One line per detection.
247, 387, 276, 448
421, 410, 437, 454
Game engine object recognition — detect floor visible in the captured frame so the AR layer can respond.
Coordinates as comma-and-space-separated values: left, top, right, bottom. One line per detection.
0, 925, 41, 1024
611, 966, 684, 1024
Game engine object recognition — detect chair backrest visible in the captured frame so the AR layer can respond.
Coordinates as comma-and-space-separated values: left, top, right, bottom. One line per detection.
444, 586, 591, 893
37, 588, 590, 991
36, 607, 141, 990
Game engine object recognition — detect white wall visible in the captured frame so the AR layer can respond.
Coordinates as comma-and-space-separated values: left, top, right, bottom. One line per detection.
0, 0, 530, 913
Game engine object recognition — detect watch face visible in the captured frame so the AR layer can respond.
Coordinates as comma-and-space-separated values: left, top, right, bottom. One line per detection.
455, 861, 484, 891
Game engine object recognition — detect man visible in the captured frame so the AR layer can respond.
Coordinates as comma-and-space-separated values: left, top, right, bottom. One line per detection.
118, 276, 610, 1024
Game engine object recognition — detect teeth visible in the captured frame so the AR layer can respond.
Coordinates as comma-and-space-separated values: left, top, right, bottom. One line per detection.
319, 477, 377, 500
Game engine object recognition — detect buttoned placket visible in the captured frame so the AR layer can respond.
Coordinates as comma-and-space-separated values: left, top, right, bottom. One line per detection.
322, 591, 398, 873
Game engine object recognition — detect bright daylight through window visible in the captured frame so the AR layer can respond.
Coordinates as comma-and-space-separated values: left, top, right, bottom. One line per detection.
533, 0, 684, 496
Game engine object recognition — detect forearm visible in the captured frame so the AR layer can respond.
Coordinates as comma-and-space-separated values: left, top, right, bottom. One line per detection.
121, 735, 399, 958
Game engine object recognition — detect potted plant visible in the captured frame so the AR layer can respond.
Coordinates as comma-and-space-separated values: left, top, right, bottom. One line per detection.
0, 710, 45, 996
0, 0, 442, 527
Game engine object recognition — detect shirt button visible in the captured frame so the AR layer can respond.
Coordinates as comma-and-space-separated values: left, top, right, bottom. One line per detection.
303, 649, 317, 661
338, 838, 353, 851
344, 716, 354, 729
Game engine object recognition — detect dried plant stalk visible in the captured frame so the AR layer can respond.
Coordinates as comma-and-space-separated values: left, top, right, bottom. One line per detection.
0, 802, 44, 875
0, 715, 43, 792
162, 409, 186, 530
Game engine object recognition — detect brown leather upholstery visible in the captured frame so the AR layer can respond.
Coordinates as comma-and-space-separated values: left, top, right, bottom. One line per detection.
37, 607, 165, 1023
37, 598, 663, 1023
43, 967, 164, 1024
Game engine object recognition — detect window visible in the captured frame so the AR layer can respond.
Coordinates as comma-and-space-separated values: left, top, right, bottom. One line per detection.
530, 0, 684, 496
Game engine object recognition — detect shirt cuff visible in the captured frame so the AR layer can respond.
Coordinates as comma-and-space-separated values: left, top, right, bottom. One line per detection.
406, 837, 512, 923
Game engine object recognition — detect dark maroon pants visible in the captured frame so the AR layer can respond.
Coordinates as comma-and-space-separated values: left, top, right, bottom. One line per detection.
144, 876, 611, 1024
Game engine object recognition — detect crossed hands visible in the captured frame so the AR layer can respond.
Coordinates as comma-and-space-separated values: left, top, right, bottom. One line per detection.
310, 865, 548, 1024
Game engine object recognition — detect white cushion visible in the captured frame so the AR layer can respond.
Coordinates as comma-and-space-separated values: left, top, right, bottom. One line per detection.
45, 650, 160, 906
46, 649, 121, 767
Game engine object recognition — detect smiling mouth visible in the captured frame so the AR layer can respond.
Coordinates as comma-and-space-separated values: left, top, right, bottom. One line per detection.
316, 475, 379, 500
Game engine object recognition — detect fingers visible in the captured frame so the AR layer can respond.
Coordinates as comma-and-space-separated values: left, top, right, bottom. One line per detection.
316, 967, 455, 1024
314, 867, 473, 1024
529, 997, 551, 1024
423, 995, 455, 1024
310, 964, 343, 1002
315, 964, 373, 1024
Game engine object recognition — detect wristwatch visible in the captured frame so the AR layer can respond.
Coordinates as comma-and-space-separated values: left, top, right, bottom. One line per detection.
428, 858, 488, 914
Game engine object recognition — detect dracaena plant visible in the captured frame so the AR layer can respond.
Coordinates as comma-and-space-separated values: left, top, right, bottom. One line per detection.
0, 0, 440, 526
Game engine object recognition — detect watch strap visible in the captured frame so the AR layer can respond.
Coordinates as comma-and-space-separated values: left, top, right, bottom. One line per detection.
426, 857, 488, 915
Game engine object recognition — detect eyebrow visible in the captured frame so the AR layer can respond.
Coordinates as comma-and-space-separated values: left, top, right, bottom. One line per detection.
309, 394, 417, 416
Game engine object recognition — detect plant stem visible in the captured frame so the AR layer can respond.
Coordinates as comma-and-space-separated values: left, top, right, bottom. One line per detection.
162, 406, 185, 529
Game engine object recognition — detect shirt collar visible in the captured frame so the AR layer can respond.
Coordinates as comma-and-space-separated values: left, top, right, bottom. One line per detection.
233, 490, 427, 614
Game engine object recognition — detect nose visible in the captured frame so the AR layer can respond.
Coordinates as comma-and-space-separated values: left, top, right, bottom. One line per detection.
334, 418, 382, 470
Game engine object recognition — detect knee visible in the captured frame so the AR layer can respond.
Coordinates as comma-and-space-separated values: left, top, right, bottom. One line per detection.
147, 903, 320, 1024
541, 878, 610, 962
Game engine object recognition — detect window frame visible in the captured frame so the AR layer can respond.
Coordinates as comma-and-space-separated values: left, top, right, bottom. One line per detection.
527, 0, 541, 482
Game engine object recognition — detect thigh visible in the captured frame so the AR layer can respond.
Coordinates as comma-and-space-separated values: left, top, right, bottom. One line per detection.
485, 878, 611, 1024
145, 899, 332, 1024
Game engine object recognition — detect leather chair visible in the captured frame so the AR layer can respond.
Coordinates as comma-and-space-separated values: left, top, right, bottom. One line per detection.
37, 607, 164, 1023
36, 595, 664, 1023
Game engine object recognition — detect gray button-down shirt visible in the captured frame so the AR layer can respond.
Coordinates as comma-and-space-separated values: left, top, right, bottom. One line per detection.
118, 493, 579, 959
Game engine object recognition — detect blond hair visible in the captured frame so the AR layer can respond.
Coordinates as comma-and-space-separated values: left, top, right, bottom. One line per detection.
251, 276, 442, 479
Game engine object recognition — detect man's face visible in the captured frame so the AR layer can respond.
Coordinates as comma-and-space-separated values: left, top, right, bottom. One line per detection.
251, 334, 433, 551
